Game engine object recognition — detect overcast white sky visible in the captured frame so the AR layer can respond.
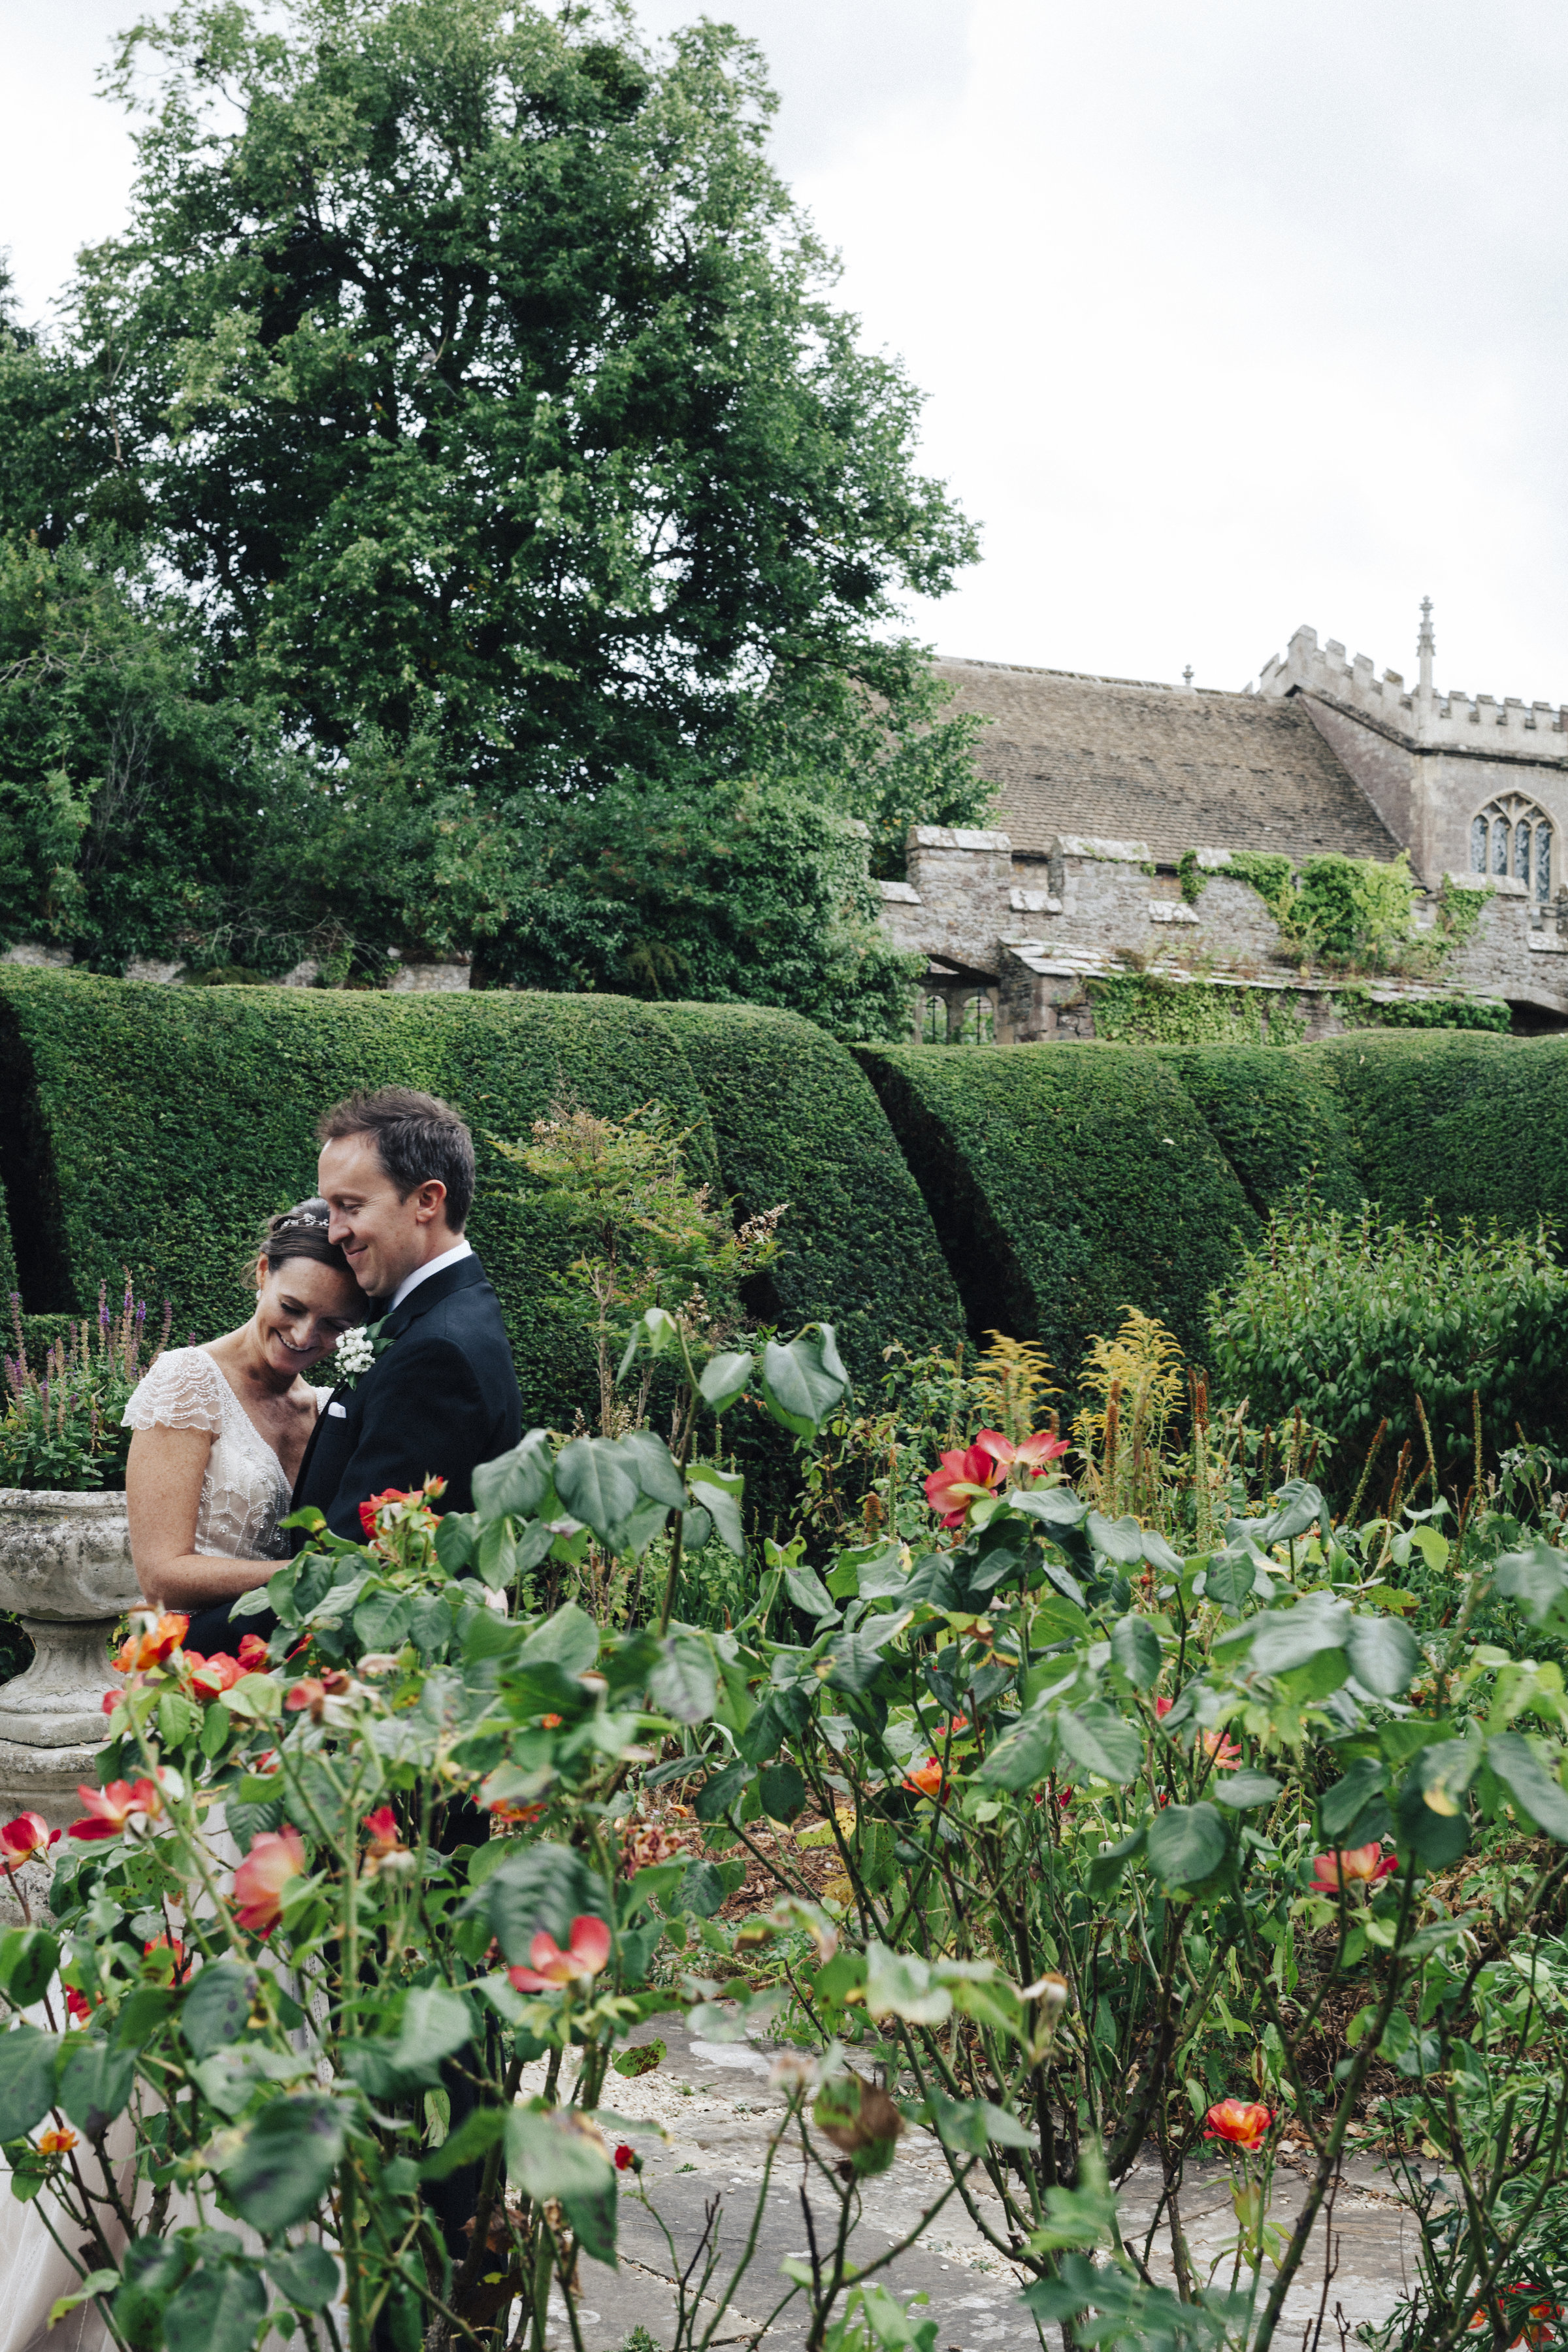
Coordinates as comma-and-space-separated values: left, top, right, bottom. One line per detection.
6, 0, 1568, 700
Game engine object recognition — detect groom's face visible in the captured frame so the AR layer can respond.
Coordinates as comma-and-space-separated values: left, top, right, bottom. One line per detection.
318, 1133, 446, 1299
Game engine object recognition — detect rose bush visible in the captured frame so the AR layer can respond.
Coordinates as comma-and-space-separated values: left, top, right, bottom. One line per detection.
2, 1305, 1567, 2352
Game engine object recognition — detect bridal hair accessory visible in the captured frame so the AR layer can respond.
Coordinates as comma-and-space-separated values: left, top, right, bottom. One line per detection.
277, 1207, 330, 1232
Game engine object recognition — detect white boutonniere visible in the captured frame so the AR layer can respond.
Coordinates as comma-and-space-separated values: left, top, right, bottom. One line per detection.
331, 1318, 391, 1392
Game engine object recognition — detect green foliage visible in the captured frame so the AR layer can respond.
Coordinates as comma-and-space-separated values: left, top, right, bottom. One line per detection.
0, 536, 284, 973
1292, 852, 1419, 961
1207, 1205, 1568, 1492
661, 1004, 963, 1382
1088, 974, 1297, 1049
1343, 990, 1512, 1034
1220, 851, 1295, 922
1158, 1045, 1365, 1222
47, 1, 977, 796
0, 972, 958, 1434
475, 777, 921, 1039
0, 1282, 171, 1491
855, 1041, 1258, 1382
1313, 1030, 1568, 1235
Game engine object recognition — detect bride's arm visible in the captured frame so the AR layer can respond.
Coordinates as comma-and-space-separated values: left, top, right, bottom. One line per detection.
125, 1426, 275, 1611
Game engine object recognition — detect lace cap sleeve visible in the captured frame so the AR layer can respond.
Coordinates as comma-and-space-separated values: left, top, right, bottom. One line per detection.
122, 1348, 227, 1436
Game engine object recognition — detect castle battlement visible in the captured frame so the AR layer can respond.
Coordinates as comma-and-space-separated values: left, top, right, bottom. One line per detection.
1257, 623, 1568, 760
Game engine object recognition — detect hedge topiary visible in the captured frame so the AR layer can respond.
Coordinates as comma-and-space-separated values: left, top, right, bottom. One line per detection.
854, 1041, 1258, 1382
0, 975, 962, 1445
662, 1003, 963, 1379
0, 971, 717, 1428
1157, 1045, 1365, 1222
1309, 1030, 1568, 1233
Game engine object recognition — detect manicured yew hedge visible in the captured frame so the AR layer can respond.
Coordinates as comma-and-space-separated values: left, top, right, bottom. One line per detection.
855, 1041, 1258, 1380
1157, 1045, 1365, 1221
0, 977, 958, 1441
661, 1004, 963, 1378
1309, 1031, 1568, 1232
0, 972, 717, 1426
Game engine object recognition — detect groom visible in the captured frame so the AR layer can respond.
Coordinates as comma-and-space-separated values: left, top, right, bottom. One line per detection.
185, 1086, 522, 1652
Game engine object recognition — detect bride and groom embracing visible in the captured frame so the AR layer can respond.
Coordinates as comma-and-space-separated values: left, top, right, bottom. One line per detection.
123, 1086, 524, 1639
0, 1092, 521, 2352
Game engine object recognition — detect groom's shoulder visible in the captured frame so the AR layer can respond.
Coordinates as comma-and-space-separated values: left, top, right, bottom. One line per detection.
402, 1260, 512, 1357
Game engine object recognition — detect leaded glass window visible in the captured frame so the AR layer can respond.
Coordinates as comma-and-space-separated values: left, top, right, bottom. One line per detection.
1471, 796, 1554, 900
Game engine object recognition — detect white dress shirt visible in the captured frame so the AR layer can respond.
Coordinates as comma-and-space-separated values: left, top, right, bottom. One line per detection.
389, 1237, 473, 1313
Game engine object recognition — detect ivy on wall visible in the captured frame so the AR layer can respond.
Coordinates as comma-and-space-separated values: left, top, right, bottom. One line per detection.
1086, 973, 1302, 1048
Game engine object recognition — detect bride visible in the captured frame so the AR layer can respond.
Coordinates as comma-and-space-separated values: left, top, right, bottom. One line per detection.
124, 1199, 367, 1619
0, 1201, 365, 2352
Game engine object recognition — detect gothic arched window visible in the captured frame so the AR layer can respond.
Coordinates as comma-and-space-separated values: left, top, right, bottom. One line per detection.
1471, 794, 1554, 902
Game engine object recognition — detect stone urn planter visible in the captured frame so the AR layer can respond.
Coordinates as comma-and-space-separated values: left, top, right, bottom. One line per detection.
0, 1490, 142, 1851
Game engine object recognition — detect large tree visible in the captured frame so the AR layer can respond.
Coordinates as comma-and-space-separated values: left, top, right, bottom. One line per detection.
0, 4, 990, 1026
37, 1, 981, 803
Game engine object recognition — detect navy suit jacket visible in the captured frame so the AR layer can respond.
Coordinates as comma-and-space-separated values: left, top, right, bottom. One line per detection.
185, 1252, 521, 1654
293, 1251, 521, 1538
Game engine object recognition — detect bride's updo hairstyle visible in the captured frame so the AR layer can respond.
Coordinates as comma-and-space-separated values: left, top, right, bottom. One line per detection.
257, 1198, 358, 1284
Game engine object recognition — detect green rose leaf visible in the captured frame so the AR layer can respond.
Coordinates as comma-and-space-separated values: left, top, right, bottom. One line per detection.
1214, 1771, 1282, 1810
1488, 1731, 1568, 1844
864, 1942, 953, 2025
1345, 1615, 1420, 1698
265, 2245, 342, 2312
1110, 1615, 1160, 1691
975, 1702, 1056, 1792
472, 1429, 554, 1524
760, 1327, 850, 1438
390, 1987, 474, 2077
555, 1438, 640, 1543
506, 2104, 615, 2201
649, 1633, 717, 1723
759, 1760, 807, 1822
515, 1603, 599, 1680
59, 2039, 137, 2136
223, 2094, 346, 2234
1320, 1758, 1390, 1840
1057, 1701, 1141, 1786
1245, 1593, 1350, 1676
0, 1929, 59, 2010
1145, 1803, 1228, 1892
483, 1844, 600, 1961
0, 2025, 59, 2139
163, 2261, 269, 2352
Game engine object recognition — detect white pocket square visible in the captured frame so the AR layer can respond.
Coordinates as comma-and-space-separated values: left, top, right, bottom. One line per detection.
327, 1401, 348, 1418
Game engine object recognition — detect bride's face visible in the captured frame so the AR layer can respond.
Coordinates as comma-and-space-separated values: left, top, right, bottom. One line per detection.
253, 1256, 365, 1377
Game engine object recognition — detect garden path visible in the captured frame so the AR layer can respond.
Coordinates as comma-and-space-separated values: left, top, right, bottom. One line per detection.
523, 2014, 1433, 2351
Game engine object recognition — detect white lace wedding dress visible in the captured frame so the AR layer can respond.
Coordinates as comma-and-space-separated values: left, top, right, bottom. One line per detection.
0, 1350, 319, 2352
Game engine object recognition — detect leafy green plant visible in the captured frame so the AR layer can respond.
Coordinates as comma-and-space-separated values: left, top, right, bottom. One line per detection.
0, 1279, 170, 1490
1206, 1205, 1568, 1500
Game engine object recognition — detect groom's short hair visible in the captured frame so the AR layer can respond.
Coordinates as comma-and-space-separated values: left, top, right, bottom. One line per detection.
318, 1088, 475, 1232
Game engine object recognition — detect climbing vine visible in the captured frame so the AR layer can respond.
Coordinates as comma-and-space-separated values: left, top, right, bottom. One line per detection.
1088, 972, 1301, 1047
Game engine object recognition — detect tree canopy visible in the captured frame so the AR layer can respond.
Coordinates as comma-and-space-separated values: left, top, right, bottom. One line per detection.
0, 0, 989, 1030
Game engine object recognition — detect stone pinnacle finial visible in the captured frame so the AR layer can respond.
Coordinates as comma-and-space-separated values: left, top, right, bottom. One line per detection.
1416, 596, 1435, 723
1183, 665, 1194, 689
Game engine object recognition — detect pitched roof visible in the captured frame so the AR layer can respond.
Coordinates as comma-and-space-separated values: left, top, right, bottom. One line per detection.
934, 659, 1407, 867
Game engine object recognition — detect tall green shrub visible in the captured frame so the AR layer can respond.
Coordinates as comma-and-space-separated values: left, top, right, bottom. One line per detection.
1207, 1205, 1568, 1492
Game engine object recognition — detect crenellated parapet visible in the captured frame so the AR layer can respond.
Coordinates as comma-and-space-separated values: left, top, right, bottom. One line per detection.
1257, 625, 1568, 759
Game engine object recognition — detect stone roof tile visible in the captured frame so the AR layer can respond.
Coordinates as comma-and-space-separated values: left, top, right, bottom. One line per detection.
935, 659, 1407, 868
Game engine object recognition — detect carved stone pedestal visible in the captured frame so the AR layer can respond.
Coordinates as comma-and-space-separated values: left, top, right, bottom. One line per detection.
0, 1490, 142, 1916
